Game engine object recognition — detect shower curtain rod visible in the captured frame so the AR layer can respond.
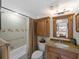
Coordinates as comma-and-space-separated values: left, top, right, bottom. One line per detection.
1, 6, 29, 17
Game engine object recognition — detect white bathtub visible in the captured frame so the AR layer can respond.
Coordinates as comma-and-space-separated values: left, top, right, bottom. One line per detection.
9, 45, 28, 59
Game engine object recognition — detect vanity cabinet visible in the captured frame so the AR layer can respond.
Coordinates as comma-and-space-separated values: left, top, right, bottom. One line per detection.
46, 46, 59, 59
46, 52, 59, 59
60, 55, 73, 59
45, 45, 78, 59
34, 17, 50, 36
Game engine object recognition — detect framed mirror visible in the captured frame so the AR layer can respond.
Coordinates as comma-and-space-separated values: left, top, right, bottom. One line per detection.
53, 14, 74, 39
76, 13, 79, 32
56, 18, 68, 38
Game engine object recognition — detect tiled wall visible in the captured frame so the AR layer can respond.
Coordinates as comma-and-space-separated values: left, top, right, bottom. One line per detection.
0, 8, 29, 51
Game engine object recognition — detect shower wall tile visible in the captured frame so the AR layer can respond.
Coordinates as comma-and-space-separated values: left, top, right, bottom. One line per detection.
0, 9, 29, 51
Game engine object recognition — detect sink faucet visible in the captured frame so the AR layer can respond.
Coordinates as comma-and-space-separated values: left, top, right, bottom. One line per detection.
58, 40, 64, 44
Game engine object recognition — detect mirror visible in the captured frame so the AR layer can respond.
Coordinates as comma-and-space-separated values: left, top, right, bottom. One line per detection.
53, 14, 74, 39
76, 13, 79, 32
56, 18, 68, 38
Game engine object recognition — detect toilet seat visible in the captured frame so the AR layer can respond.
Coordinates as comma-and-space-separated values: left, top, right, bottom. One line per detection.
31, 50, 43, 59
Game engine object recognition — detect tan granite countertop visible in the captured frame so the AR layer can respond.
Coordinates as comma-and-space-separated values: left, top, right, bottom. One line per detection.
46, 39, 79, 53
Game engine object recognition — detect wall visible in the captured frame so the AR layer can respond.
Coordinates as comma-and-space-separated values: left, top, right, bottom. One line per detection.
37, 1, 79, 45
0, 8, 29, 50
73, 10, 79, 45
50, 1, 79, 44
37, 10, 79, 45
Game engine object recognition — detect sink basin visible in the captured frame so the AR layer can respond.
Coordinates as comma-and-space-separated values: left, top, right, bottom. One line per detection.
54, 43, 69, 48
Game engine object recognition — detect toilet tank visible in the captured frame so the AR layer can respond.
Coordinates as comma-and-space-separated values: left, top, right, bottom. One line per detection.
38, 42, 46, 51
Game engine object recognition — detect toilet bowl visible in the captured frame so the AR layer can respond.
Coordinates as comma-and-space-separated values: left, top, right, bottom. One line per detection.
31, 50, 43, 59
31, 42, 45, 59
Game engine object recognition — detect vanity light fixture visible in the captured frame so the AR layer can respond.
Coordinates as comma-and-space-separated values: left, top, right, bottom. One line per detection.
55, 9, 70, 15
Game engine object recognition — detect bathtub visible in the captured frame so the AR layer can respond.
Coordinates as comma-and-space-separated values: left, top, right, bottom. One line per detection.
9, 45, 28, 59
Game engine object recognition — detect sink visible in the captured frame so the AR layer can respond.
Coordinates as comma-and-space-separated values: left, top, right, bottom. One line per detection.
54, 43, 69, 48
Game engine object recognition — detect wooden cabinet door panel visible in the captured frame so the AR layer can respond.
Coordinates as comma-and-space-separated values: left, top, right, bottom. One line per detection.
37, 21, 45, 35
60, 55, 74, 59
35, 17, 50, 36
46, 54, 51, 59
77, 54, 79, 59
50, 53, 59, 59
46, 52, 59, 59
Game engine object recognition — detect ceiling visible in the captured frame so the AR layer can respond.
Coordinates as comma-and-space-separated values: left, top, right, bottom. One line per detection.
2, 0, 79, 18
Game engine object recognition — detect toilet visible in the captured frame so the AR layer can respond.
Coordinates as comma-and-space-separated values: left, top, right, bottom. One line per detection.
31, 41, 46, 59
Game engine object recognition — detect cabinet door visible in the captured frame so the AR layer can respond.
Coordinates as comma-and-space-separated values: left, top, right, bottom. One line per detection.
60, 55, 74, 59
35, 17, 50, 36
50, 53, 59, 59
46, 53, 51, 59
78, 54, 79, 59
36, 20, 45, 36
46, 52, 59, 59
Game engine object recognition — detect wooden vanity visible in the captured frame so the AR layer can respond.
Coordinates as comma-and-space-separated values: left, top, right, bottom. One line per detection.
45, 40, 79, 59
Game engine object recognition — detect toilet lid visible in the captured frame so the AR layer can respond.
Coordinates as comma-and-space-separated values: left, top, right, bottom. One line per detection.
32, 50, 43, 58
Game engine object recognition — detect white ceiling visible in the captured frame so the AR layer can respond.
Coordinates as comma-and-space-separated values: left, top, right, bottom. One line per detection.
2, 0, 79, 18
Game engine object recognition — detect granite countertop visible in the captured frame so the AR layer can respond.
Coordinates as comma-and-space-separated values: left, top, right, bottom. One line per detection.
0, 38, 9, 47
46, 39, 79, 53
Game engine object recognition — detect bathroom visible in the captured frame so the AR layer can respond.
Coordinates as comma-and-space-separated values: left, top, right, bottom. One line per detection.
0, 0, 79, 59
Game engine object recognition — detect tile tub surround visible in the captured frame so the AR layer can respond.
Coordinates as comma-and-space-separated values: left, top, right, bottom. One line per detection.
19, 54, 27, 59
0, 38, 9, 47
9, 45, 28, 59
9, 37, 26, 51
0, 9, 29, 51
